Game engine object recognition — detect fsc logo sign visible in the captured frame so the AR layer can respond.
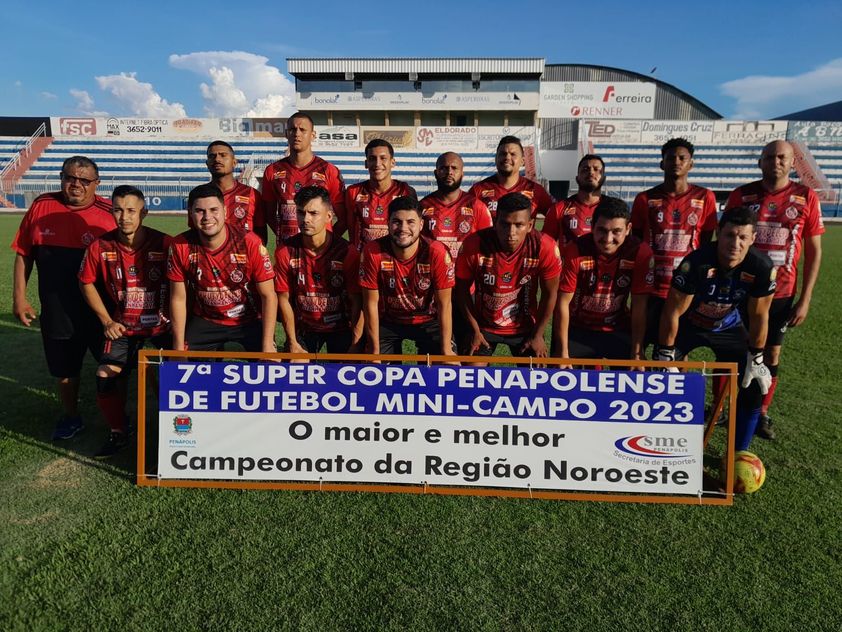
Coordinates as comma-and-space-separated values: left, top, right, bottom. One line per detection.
59, 117, 97, 135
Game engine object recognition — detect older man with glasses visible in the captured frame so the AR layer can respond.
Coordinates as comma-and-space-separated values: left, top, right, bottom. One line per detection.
11, 156, 115, 441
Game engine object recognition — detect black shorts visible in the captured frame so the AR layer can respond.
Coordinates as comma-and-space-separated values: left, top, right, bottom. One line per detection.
471, 330, 529, 357
644, 296, 666, 347
567, 327, 631, 360
100, 333, 173, 370
186, 317, 265, 352
766, 296, 794, 347
379, 321, 446, 355
296, 330, 353, 354
42, 327, 103, 379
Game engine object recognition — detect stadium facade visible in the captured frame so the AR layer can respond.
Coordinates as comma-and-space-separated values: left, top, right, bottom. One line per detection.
1, 57, 841, 214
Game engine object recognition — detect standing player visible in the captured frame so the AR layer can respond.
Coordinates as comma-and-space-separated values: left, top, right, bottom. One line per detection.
455, 192, 561, 361
553, 197, 654, 362
11, 156, 114, 440
359, 196, 455, 356
419, 152, 492, 259
261, 112, 346, 243
655, 207, 775, 451
205, 140, 264, 239
78, 186, 170, 458
469, 136, 553, 221
542, 154, 606, 246
343, 139, 416, 250
631, 138, 717, 346
725, 140, 824, 439
168, 184, 277, 352
275, 186, 362, 354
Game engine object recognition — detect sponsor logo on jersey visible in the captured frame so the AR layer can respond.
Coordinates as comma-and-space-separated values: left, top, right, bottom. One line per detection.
311, 172, 327, 182
502, 272, 513, 283
417, 263, 431, 274
230, 253, 248, 264
522, 190, 534, 199
235, 195, 251, 204
648, 199, 663, 208
148, 251, 165, 261
790, 195, 806, 205
356, 193, 370, 202
619, 259, 635, 270
523, 258, 539, 269
330, 260, 344, 270
740, 272, 755, 283
690, 199, 705, 209
481, 189, 495, 198
102, 251, 118, 261
273, 171, 287, 179
460, 207, 474, 216
380, 260, 394, 271
579, 258, 594, 270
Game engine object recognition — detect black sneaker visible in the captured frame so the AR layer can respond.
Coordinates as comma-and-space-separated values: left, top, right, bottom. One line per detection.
755, 414, 776, 440
52, 415, 84, 440
94, 432, 128, 459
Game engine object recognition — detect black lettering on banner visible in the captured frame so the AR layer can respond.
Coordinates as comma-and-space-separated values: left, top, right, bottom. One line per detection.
289, 420, 312, 440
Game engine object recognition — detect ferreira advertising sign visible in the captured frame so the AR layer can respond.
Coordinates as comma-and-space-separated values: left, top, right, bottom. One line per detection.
157, 363, 705, 496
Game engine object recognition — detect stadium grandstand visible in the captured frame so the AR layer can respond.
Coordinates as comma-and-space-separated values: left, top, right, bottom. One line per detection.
1, 58, 840, 215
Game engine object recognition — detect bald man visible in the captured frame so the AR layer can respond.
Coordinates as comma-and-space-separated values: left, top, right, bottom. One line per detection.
725, 140, 824, 439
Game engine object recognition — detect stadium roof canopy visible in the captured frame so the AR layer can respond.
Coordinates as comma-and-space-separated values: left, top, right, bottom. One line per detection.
288, 57, 546, 78
774, 100, 842, 121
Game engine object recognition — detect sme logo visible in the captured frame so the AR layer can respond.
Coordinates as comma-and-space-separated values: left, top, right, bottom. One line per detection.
60, 117, 97, 135
614, 435, 689, 458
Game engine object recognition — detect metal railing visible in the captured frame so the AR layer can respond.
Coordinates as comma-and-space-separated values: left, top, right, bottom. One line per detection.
0, 123, 47, 194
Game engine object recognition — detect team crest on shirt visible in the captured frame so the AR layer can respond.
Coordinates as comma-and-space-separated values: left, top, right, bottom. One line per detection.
294, 182, 302, 192
785, 206, 799, 220
102, 251, 118, 261
616, 275, 630, 288
502, 272, 513, 283
234, 206, 246, 219
128, 265, 137, 277
459, 221, 471, 234
443, 217, 453, 228
230, 269, 244, 283
82, 232, 95, 245
768, 203, 777, 212
375, 206, 385, 216
417, 277, 431, 290
231, 253, 248, 264
687, 213, 698, 226
148, 267, 161, 281
331, 274, 344, 288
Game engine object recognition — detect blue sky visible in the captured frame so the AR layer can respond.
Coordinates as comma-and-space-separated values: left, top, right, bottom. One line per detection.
4, 0, 841, 119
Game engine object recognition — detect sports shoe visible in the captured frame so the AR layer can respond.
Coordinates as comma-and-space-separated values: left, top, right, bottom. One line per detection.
93, 431, 128, 459
755, 414, 776, 440
52, 415, 84, 440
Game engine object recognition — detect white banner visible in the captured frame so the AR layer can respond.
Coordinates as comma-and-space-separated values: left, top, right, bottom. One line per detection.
540, 82, 657, 119
639, 120, 715, 145
157, 363, 705, 496
580, 120, 643, 145
50, 116, 289, 139
712, 121, 788, 145
297, 91, 539, 111
415, 126, 478, 151
477, 126, 537, 151
313, 125, 360, 149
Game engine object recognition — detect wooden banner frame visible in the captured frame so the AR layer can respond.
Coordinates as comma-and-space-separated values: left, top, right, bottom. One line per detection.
136, 350, 737, 505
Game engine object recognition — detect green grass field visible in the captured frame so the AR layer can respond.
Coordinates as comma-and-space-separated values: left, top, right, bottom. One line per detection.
1, 214, 840, 631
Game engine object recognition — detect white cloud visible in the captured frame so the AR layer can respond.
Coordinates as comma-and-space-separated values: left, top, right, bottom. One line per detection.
169, 50, 296, 117
69, 88, 108, 116
40, 91, 58, 100
94, 72, 186, 118
721, 58, 842, 118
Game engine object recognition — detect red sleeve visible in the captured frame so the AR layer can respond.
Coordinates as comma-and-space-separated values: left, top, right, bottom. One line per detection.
248, 235, 275, 283
724, 188, 742, 211
273, 244, 291, 293
804, 189, 826, 237
474, 200, 493, 230
343, 246, 361, 294
10, 208, 35, 256
431, 242, 455, 290
455, 235, 479, 281
542, 201, 563, 241
78, 241, 101, 284
558, 241, 580, 293
166, 241, 187, 283
701, 189, 718, 232
328, 164, 346, 216
630, 193, 648, 239
357, 242, 380, 290
631, 242, 655, 295
538, 234, 562, 280
534, 183, 554, 215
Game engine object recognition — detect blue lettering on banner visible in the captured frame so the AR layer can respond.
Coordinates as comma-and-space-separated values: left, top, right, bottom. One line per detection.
160, 363, 704, 424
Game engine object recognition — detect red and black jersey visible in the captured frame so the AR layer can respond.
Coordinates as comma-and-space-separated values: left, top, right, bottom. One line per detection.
345, 180, 416, 250
78, 228, 171, 337
468, 175, 554, 221
188, 181, 262, 234
274, 233, 357, 334
358, 235, 454, 325
725, 180, 824, 298
419, 190, 492, 260
167, 227, 274, 326
559, 234, 654, 332
456, 229, 561, 336
631, 184, 718, 299
11, 192, 115, 338
261, 155, 345, 241
542, 196, 601, 246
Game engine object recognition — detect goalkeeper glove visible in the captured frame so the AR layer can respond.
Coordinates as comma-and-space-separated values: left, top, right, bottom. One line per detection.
741, 348, 771, 394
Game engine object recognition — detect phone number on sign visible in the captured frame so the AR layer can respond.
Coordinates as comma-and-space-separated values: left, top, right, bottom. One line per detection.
125, 126, 163, 133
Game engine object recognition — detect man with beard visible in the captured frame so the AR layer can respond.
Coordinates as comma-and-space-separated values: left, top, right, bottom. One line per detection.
78, 186, 170, 458
343, 139, 416, 251
455, 192, 561, 362
631, 138, 717, 347
725, 140, 824, 439
358, 195, 455, 356
542, 154, 605, 246
203, 140, 263, 238
168, 184, 277, 353
469, 136, 553, 221
261, 112, 346, 243
420, 152, 492, 260
12, 156, 115, 440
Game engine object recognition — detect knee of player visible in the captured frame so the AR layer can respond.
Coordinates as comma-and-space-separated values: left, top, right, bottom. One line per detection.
96, 373, 122, 393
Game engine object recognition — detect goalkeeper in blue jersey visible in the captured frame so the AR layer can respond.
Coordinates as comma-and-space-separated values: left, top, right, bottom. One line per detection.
654, 206, 775, 451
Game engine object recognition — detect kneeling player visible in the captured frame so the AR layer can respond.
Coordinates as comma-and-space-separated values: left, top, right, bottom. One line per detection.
168, 184, 277, 352
553, 196, 653, 362
359, 195, 455, 356
455, 192, 561, 362
655, 207, 775, 450
78, 186, 170, 458
275, 186, 362, 353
